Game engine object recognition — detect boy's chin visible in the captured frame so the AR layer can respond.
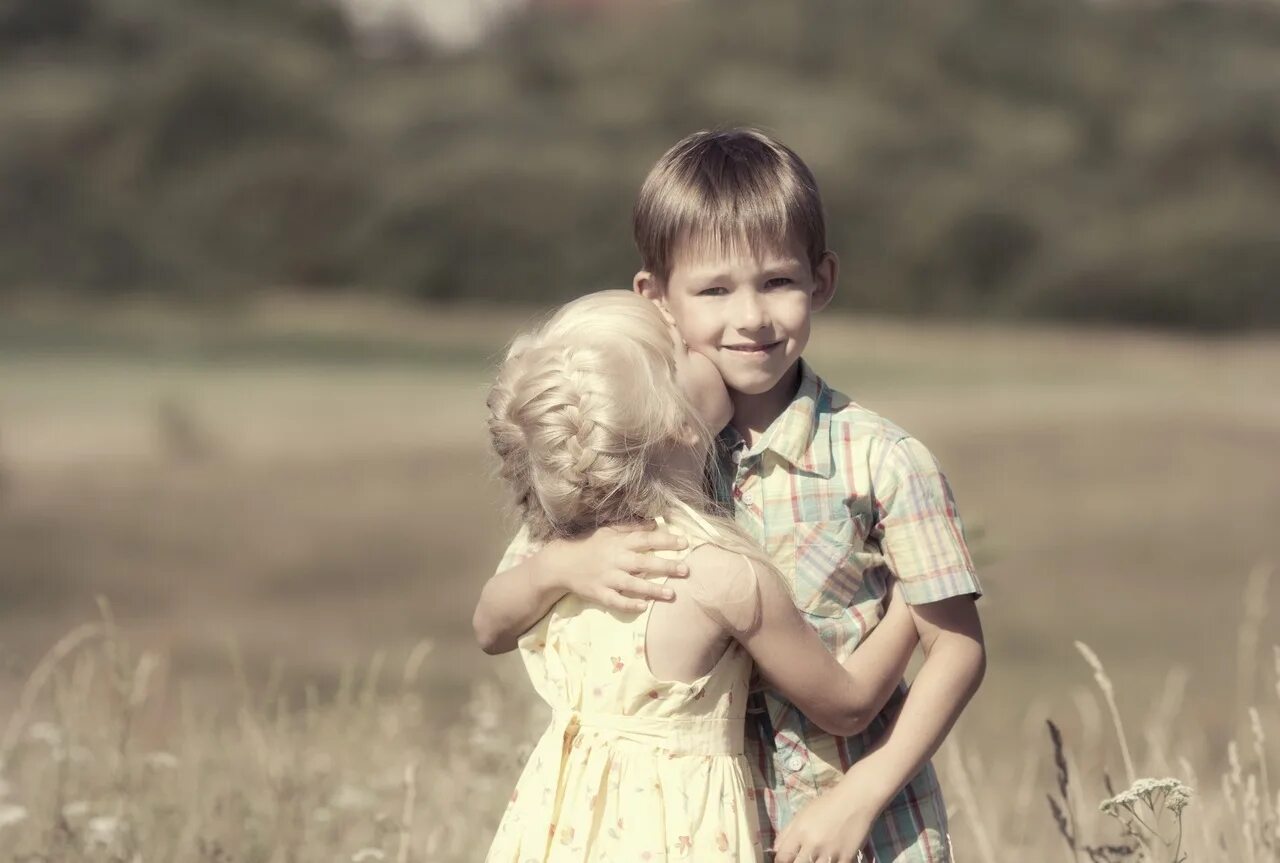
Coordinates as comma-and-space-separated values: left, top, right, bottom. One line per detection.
724, 375, 787, 397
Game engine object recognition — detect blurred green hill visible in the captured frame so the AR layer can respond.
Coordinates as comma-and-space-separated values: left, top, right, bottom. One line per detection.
2, 0, 1279, 329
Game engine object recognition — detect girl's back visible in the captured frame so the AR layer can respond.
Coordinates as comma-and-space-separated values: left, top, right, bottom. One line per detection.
484, 515, 763, 862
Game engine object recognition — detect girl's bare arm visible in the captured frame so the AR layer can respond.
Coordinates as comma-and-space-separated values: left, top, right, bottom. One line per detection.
834, 580, 919, 717
472, 525, 689, 654
685, 546, 918, 736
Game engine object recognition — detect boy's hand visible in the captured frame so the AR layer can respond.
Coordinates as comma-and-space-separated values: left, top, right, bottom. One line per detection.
772, 782, 876, 863
550, 522, 689, 613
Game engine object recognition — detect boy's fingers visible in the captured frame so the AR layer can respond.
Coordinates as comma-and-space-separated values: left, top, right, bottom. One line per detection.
612, 574, 675, 602
597, 591, 647, 614
644, 558, 690, 579
622, 552, 688, 579
628, 530, 688, 553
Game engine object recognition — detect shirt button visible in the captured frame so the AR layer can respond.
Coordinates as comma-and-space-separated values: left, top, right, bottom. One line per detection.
786, 756, 804, 772
741, 492, 754, 505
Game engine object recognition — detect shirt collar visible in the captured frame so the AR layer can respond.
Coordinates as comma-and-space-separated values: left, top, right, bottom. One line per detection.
719, 360, 835, 478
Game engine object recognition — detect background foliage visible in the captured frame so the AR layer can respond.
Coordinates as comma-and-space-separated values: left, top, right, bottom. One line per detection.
3, 0, 1280, 328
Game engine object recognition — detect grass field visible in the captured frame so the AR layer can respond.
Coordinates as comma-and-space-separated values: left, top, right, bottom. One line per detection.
1, 296, 1277, 859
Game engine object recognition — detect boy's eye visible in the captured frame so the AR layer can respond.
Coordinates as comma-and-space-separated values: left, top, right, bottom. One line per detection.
764, 277, 793, 288
696, 286, 728, 297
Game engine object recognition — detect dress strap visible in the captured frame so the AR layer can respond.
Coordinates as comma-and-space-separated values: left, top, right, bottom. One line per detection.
670, 498, 724, 540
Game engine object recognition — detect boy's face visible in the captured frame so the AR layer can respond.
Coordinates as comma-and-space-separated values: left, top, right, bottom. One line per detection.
635, 234, 837, 399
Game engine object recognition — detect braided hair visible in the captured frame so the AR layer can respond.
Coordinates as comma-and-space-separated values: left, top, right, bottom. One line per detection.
487, 289, 784, 626
487, 291, 691, 540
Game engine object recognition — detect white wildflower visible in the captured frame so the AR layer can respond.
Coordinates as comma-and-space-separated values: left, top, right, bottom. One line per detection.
0, 803, 29, 830
62, 801, 90, 819
1165, 785, 1192, 814
352, 849, 386, 862
1100, 777, 1194, 815
143, 751, 180, 770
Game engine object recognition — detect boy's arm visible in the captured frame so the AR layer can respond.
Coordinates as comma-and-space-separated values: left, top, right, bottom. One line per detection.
833, 596, 985, 815
472, 523, 690, 655
838, 434, 986, 811
848, 432, 986, 797
774, 435, 983, 862
772, 597, 984, 862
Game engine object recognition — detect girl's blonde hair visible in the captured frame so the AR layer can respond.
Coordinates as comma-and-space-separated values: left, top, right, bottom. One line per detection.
487, 290, 776, 592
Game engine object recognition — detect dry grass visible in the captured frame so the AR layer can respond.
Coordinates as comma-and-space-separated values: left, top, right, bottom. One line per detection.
0, 596, 1273, 860
1, 298, 1278, 859
941, 617, 1280, 861
0, 603, 547, 862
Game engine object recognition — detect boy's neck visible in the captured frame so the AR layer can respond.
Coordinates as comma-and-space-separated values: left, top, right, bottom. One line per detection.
729, 360, 803, 448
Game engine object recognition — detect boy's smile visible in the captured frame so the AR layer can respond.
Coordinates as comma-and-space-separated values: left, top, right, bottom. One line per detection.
636, 234, 837, 436
723, 340, 782, 355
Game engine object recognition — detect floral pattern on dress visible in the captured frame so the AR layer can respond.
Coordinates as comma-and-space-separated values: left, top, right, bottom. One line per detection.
485, 514, 763, 862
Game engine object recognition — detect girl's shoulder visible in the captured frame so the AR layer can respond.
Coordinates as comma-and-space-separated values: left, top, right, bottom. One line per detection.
681, 544, 764, 636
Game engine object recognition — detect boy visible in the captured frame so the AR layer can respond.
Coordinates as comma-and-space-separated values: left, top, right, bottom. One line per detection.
473, 128, 985, 862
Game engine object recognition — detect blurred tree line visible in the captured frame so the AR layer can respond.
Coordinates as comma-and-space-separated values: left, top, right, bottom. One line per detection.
2, 0, 1279, 329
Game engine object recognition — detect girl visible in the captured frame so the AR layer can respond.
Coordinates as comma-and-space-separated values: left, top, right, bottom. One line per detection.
483, 290, 918, 862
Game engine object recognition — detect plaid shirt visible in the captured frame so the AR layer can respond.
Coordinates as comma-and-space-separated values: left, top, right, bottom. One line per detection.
491, 360, 981, 862
713, 360, 981, 862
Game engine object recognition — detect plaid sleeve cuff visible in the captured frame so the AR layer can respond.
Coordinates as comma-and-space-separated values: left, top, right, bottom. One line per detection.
897, 557, 983, 604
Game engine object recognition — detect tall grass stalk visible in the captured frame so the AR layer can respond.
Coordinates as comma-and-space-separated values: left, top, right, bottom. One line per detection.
1238, 565, 1272, 720
1074, 640, 1137, 787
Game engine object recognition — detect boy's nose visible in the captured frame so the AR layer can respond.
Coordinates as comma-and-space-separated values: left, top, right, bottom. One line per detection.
733, 292, 769, 331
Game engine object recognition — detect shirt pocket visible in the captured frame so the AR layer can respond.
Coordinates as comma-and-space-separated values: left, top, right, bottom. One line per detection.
790, 515, 872, 619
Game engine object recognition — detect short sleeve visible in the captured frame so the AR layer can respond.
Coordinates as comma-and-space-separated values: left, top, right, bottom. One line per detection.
494, 523, 541, 576
871, 436, 982, 605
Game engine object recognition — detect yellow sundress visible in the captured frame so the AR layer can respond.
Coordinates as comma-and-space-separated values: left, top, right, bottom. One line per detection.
484, 505, 763, 862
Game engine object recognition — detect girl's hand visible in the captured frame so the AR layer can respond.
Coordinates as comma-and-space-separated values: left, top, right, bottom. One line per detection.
771, 785, 876, 863
550, 522, 689, 613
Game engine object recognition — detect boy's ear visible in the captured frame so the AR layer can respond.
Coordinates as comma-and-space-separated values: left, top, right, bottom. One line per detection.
634, 270, 676, 325
810, 251, 839, 313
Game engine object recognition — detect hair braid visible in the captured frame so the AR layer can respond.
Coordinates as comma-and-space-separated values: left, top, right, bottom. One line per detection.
489, 290, 706, 541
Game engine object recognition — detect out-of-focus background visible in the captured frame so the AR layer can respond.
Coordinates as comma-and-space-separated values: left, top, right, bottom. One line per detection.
1, 0, 1278, 859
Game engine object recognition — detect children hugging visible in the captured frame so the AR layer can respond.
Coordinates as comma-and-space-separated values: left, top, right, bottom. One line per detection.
474, 129, 986, 863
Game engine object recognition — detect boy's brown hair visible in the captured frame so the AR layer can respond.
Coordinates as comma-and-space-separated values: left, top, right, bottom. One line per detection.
633, 128, 827, 281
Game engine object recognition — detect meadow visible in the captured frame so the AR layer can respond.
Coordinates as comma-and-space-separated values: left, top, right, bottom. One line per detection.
0, 296, 1277, 860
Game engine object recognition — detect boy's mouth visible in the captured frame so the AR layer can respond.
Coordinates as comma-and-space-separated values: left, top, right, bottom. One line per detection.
722, 340, 782, 355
